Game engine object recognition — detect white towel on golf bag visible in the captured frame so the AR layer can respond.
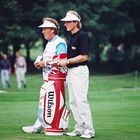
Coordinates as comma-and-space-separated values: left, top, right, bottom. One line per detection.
59, 106, 71, 130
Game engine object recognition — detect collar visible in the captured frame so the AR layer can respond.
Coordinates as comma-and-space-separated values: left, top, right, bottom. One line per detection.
71, 29, 81, 36
49, 35, 59, 42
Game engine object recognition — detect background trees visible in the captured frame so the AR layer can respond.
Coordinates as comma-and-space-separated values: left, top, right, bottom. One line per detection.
0, 0, 140, 73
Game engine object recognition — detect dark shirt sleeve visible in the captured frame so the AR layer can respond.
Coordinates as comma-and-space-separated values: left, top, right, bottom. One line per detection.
79, 33, 89, 55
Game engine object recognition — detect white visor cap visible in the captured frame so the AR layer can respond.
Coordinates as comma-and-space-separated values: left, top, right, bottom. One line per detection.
38, 20, 57, 28
61, 12, 80, 22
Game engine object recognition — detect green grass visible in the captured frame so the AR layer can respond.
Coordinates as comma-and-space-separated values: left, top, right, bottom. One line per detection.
0, 72, 140, 140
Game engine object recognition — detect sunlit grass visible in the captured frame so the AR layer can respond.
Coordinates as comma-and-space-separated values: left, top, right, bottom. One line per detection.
0, 73, 140, 140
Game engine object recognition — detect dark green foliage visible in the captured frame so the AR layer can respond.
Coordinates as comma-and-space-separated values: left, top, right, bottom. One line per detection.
0, 0, 140, 72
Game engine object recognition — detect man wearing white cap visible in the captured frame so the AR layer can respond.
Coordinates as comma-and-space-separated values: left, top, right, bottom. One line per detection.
59, 10, 95, 139
22, 17, 67, 134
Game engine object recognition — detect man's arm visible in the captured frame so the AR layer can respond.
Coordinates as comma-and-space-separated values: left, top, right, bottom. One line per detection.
58, 54, 88, 67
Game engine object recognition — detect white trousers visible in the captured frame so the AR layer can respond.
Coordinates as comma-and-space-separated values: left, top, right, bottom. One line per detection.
15, 68, 26, 89
67, 65, 95, 134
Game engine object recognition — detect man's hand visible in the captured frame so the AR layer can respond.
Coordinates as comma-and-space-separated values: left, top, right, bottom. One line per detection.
57, 59, 69, 67
34, 61, 45, 69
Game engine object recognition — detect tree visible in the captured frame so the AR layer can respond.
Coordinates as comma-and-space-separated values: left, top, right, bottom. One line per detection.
0, 0, 140, 73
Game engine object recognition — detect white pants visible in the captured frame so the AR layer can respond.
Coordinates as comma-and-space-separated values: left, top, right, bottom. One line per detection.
67, 65, 95, 134
15, 68, 26, 89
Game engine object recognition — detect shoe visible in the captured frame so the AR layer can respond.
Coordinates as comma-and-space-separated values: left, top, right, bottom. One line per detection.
8, 84, 11, 88
66, 130, 81, 137
80, 129, 95, 139
22, 126, 41, 133
23, 84, 27, 88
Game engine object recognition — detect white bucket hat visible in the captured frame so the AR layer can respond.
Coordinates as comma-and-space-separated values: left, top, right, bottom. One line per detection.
61, 11, 81, 22
38, 20, 57, 28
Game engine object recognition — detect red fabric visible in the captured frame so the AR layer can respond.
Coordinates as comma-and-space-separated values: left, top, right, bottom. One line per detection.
52, 53, 67, 60
59, 53, 67, 59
